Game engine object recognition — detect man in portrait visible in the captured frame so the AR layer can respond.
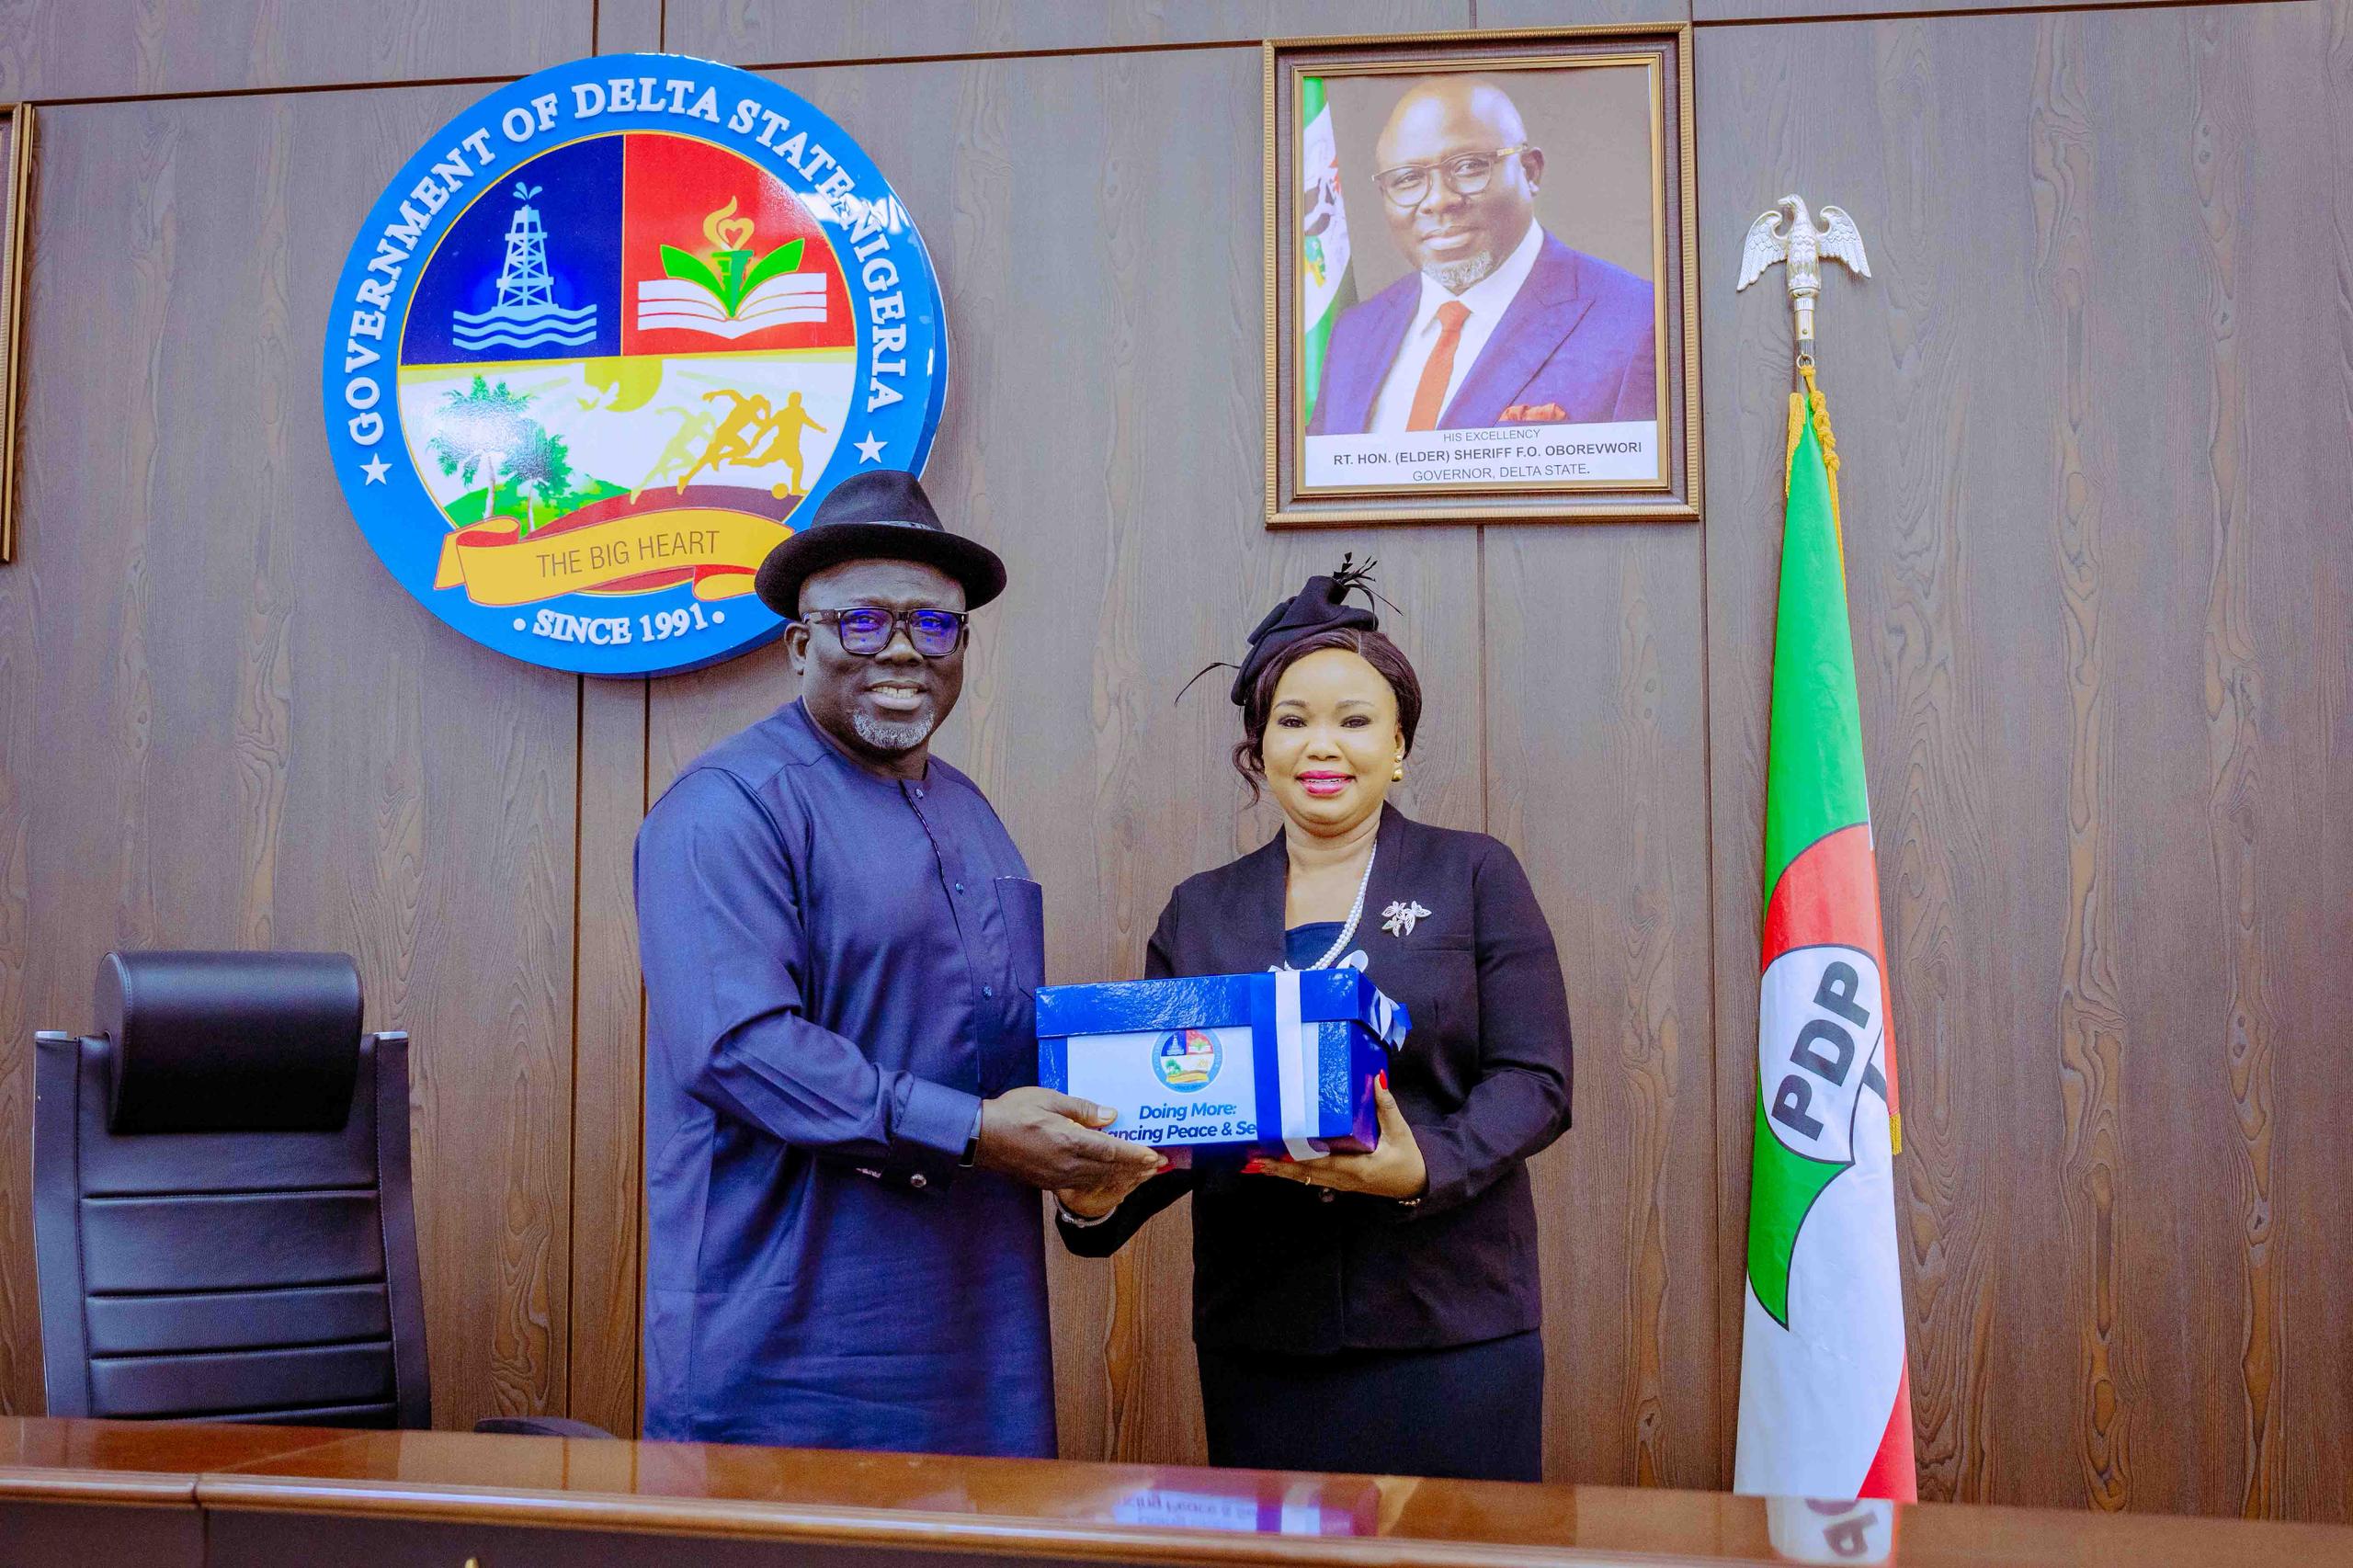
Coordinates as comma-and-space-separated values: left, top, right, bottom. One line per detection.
1307, 75, 1656, 436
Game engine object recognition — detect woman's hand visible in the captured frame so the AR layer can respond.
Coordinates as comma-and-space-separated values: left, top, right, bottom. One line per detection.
1245, 1079, 1427, 1201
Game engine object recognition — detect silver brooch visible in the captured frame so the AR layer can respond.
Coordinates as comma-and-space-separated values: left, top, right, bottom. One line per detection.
1380, 900, 1430, 937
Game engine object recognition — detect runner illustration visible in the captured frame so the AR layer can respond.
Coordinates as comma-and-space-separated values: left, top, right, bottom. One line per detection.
746, 391, 829, 498
672, 389, 775, 493
632, 406, 718, 502
670, 387, 829, 497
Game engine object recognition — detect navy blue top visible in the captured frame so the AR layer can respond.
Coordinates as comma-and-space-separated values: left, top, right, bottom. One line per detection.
633, 699, 1053, 1456
1285, 922, 1347, 970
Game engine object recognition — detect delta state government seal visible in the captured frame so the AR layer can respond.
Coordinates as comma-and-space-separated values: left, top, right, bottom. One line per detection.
322, 54, 948, 676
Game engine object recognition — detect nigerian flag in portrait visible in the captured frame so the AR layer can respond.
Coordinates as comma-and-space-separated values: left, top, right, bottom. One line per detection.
1298, 75, 1357, 426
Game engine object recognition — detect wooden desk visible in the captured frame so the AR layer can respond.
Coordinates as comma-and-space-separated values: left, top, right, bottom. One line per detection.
2, 1418, 2347, 1568
0, 1417, 352, 1566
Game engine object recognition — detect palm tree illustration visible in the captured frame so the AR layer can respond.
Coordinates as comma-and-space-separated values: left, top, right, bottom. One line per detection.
428, 376, 573, 533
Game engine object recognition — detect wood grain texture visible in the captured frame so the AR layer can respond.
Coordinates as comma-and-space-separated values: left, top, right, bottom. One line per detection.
1484, 523, 1718, 1487
1480, 0, 1693, 28
0, 0, 591, 103
568, 677, 648, 1438
2267, 0, 2353, 1524
595, 0, 667, 55
0, 87, 579, 1428
644, 47, 1486, 1468
105, 1421, 2353, 1566
1699, 0, 2353, 1518
1691, 0, 2268, 23
0, 113, 30, 1415
662, 1, 1471, 69
8, 1415, 2339, 1567
2027, 15, 2135, 1511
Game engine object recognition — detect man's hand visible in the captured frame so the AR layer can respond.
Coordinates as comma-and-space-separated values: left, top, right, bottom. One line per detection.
1054, 1156, 1169, 1220
1245, 1079, 1427, 1200
975, 1086, 1165, 1190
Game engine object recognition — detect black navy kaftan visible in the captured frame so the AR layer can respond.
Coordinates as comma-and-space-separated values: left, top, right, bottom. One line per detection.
634, 699, 1052, 1456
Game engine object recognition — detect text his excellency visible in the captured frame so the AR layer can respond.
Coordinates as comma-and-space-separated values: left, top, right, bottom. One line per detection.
1308, 75, 1656, 437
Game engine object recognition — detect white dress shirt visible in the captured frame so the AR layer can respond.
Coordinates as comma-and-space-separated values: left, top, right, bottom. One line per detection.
1366, 220, 1548, 435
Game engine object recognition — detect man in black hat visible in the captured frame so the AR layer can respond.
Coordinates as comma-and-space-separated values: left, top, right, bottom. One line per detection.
634, 470, 1161, 1457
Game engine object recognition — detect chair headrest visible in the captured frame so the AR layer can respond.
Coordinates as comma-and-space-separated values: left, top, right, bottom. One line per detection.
97, 951, 365, 1134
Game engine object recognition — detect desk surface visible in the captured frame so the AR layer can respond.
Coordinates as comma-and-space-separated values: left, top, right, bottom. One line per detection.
1, 1417, 2348, 1567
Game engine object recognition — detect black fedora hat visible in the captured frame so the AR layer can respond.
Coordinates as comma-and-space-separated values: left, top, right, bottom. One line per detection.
754, 471, 1006, 618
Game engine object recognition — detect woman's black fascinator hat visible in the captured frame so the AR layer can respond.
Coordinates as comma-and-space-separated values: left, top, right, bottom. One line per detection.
1180, 555, 1392, 706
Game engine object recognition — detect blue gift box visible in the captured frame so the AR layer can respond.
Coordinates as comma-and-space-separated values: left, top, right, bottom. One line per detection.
1036, 970, 1411, 1157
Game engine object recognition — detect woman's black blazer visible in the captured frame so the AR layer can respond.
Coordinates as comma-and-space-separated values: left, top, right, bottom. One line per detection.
1058, 803, 1574, 1355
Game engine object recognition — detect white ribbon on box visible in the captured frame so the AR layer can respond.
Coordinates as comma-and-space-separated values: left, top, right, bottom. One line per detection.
1271, 969, 1326, 1163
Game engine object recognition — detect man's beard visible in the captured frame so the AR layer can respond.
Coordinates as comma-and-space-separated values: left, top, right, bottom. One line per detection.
1425, 251, 1498, 293
851, 709, 938, 754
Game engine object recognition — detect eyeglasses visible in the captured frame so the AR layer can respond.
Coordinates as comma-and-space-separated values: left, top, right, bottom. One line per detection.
802, 607, 970, 658
1371, 145, 1532, 208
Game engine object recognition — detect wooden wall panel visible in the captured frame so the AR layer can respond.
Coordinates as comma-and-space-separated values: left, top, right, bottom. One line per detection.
662, 1, 1470, 69
2208, 0, 2353, 1520
0, 0, 2343, 1520
595, 0, 666, 56
1481, 0, 1693, 27
0, 0, 591, 104
0, 86, 580, 1428
2265, 3, 2353, 1523
1691, 0, 2264, 20
643, 47, 1488, 1467
1484, 525, 1720, 1487
568, 677, 648, 1438
1699, 0, 2353, 1518
0, 128, 30, 1417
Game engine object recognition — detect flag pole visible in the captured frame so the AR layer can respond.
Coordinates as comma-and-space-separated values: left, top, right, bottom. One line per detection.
1731, 196, 1916, 1503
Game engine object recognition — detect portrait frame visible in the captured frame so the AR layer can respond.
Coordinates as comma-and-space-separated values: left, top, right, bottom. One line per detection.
0, 104, 32, 562
1264, 27, 1699, 528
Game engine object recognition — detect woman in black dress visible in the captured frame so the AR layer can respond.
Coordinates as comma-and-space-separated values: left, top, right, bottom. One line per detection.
1057, 564, 1574, 1482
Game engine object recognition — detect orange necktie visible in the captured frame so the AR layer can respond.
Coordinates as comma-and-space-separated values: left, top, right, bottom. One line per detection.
1406, 300, 1472, 431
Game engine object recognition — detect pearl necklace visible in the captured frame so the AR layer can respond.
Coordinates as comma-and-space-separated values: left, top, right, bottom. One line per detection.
1291, 843, 1378, 971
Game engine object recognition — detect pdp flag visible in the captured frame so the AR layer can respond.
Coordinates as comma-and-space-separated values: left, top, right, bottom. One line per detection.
1734, 381, 1916, 1501
1298, 76, 1356, 426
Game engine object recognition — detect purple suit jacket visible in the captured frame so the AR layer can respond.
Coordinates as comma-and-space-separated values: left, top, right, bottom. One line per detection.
1307, 230, 1656, 435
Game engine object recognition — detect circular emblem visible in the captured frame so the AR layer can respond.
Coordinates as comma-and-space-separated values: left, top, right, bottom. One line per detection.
1154, 1028, 1222, 1093
322, 55, 948, 676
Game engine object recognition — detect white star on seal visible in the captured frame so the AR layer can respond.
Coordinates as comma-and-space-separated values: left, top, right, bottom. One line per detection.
854, 432, 887, 463
360, 455, 391, 484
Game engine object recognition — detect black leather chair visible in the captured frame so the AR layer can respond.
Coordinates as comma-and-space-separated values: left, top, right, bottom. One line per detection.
31, 951, 613, 1439
33, 950, 614, 1437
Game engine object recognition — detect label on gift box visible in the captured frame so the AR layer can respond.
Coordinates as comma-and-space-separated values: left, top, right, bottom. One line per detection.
1063, 1025, 1260, 1146
1038, 971, 1408, 1156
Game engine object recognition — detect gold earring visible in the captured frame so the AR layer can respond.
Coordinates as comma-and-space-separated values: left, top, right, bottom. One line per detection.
1392, 758, 1405, 782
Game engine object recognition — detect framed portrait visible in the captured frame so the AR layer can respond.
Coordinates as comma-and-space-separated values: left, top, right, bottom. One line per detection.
1264, 28, 1699, 526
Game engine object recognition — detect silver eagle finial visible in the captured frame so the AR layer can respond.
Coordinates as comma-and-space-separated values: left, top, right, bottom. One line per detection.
1736, 195, 1870, 365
